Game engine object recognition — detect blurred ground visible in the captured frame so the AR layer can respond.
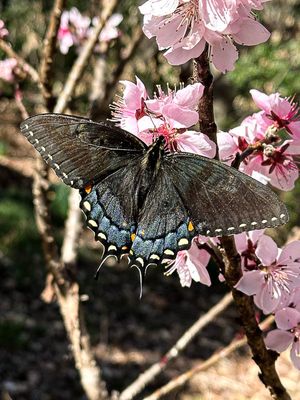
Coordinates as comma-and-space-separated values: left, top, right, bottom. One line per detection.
1, 102, 300, 400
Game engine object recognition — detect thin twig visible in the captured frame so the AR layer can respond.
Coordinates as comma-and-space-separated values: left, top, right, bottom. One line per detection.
194, 50, 291, 400
143, 316, 274, 400
119, 292, 233, 400
54, 0, 118, 114
40, 0, 66, 110
97, 25, 144, 118
61, 188, 82, 266
0, 38, 40, 84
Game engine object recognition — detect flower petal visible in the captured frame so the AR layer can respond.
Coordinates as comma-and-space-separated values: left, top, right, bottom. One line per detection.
275, 307, 300, 330
265, 329, 293, 352
256, 235, 278, 265
235, 270, 263, 295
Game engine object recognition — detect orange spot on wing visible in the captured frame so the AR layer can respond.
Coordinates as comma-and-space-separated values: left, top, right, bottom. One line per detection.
131, 233, 136, 242
188, 221, 194, 232
85, 184, 92, 194
121, 246, 128, 251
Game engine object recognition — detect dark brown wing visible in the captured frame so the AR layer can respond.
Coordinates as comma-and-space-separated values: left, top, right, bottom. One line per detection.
20, 113, 147, 189
164, 153, 288, 236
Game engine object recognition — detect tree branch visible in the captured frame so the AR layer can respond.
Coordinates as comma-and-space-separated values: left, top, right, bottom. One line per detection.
193, 45, 217, 151
194, 51, 291, 400
142, 316, 275, 400
54, 0, 118, 114
0, 38, 40, 84
119, 292, 233, 400
39, 0, 66, 110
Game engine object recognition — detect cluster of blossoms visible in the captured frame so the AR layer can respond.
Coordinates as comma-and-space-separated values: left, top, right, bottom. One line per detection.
139, 0, 270, 72
111, 76, 216, 157
218, 90, 300, 191
111, 77, 300, 368
58, 7, 123, 54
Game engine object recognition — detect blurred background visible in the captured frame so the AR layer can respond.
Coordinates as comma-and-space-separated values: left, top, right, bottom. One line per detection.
0, 0, 300, 399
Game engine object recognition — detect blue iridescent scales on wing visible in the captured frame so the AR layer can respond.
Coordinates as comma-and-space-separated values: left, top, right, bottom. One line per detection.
20, 113, 289, 280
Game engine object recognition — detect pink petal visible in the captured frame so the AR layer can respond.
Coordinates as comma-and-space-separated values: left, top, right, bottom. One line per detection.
162, 104, 199, 127
176, 131, 216, 158
120, 116, 139, 135
174, 83, 204, 108
235, 270, 263, 295
278, 241, 300, 265
275, 307, 300, 330
164, 39, 206, 65
139, 0, 179, 17
201, 0, 236, 32
265, 329, 293, 352
217, 131, 238, 161
254, 284, 282, 314
233, 18, 270, 46
156, 15, 187, 48
210, 37, 238, 72
186, 256, 211, 286
267, 161, 299, 191
256, 235, 278, 265
249, 229, 265, 244
288, 121, 300, 138
234, 232, 248, 254
284, 139, 300, 155
250, 89, 271, 113
120, 80, 143, 110
137, 116, 162, 132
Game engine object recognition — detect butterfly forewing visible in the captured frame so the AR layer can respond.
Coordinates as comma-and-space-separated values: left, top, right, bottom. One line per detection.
20, 114, 147, 189
165, 153, 288, 237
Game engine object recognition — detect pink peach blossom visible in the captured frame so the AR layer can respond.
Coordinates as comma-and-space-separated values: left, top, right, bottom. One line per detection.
111, 77, 215, 157
236, 237, 300, 314
250, 89, 300, 138
165, 240, 211, 287
265, 307, 300, 369
140, 0, 270, 72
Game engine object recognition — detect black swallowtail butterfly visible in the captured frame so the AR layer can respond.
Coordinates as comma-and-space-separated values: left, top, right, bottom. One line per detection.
20, 113, 288, 276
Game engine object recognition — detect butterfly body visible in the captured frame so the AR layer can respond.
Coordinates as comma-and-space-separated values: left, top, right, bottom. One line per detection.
20, 114, 288, 274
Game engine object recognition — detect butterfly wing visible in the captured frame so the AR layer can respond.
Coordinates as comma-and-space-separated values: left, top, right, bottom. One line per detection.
20, 113, 147, 189
164, 153, 288, 237
129, 168, 194, 269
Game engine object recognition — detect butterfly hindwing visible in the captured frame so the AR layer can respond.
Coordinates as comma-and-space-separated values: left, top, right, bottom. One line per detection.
165, 153, 288, 237
129, 168, 195, 269
20, 113, 147, 189
80, 160, 150, 260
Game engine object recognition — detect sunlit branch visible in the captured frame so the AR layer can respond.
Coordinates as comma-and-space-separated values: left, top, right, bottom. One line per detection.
143, 316, 275, 400
119, 292, 233, 400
